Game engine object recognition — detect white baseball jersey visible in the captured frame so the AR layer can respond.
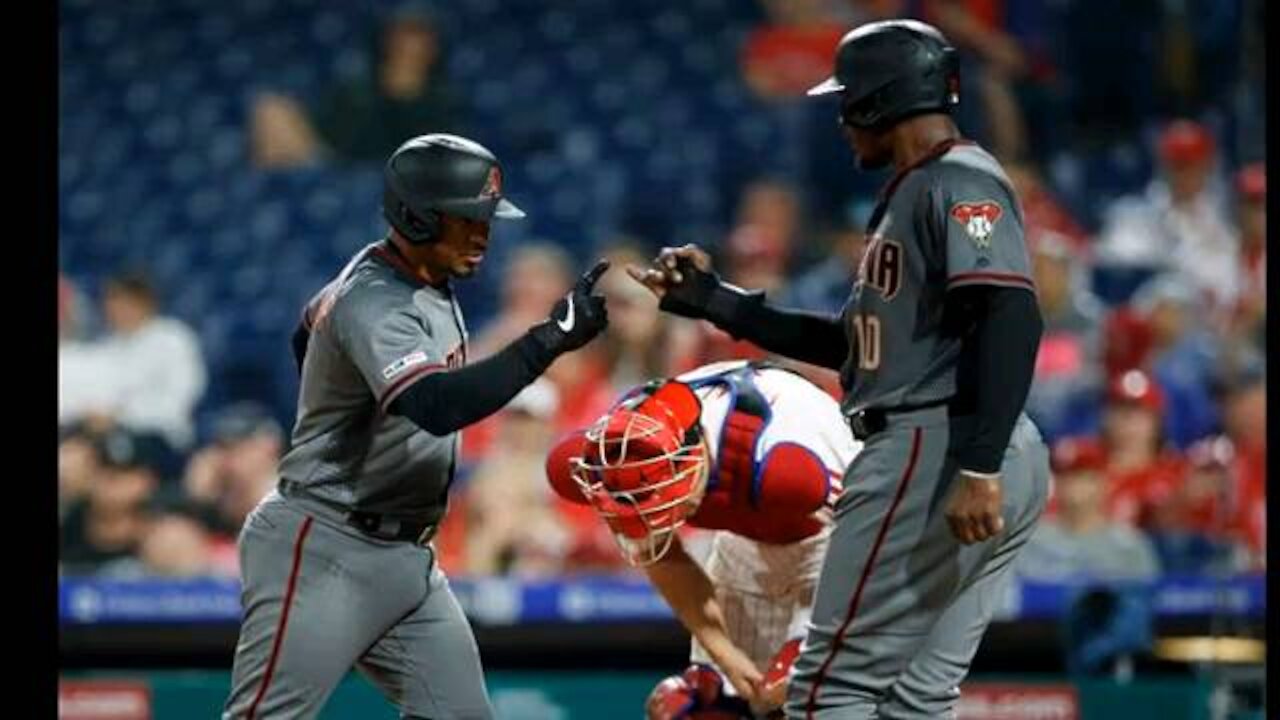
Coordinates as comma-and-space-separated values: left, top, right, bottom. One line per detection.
673, 361, 861, 668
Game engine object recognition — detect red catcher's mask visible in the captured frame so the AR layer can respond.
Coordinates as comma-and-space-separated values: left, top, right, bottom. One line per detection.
571, 381, 709, 566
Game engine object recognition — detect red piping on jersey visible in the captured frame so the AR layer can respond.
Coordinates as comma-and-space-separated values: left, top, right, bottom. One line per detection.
370, 241, 433, 287
947, 271, 1037, 291
804, 428, 923, 719
878, 137, 975, 205
379, 362, 449, 413
246, 516, 314, 720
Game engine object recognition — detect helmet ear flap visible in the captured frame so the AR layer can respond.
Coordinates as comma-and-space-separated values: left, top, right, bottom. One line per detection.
400, 205, 440, 244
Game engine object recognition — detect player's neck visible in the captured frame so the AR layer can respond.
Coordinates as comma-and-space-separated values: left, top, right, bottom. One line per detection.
888, 116, 961, 172
387, 234, 448, 287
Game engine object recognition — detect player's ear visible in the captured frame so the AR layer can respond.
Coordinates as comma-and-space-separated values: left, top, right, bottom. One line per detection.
545, 429, 591, 504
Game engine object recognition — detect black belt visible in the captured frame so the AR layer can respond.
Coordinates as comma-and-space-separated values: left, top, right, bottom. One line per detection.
846, 397, 953, 441
278, 479, 439, 546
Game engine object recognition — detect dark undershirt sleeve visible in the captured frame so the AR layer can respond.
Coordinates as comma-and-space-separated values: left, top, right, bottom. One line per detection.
291, 322, 310, 375
387, 332, 557, 436
949, 284, 1043, 474
661, 284, 849, 370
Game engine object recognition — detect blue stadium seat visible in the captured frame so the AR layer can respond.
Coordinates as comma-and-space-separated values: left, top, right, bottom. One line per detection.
58, 0, 816, 422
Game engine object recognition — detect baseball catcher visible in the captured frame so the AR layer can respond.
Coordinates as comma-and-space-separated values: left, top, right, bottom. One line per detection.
546, 360, 861, 718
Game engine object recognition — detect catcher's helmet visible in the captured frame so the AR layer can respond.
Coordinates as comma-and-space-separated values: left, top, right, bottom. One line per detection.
383, 133, 525, 244
807, 19, 959, 130
547, 381, 709, 566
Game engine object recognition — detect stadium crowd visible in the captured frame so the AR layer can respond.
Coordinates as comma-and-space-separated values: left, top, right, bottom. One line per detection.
59, 0, 1265, 582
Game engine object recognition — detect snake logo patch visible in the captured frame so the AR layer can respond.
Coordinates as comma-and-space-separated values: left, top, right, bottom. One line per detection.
949, 201, 1003, 249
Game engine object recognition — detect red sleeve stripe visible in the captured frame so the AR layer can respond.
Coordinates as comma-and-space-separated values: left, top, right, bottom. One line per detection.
378, 362, 447, 413
947, 272, 1036, 290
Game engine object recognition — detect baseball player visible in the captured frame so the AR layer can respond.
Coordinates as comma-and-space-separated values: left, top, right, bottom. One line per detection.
223, 134, 610, 720
628, 21, 1050, 719
545, 360, 861, 718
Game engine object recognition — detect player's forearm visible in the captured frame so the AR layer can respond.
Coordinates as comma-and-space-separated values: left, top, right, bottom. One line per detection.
387, 331, 555, 436
662, 283, 848, 370
644, 545, 739, 655
953, 286, 1043, 473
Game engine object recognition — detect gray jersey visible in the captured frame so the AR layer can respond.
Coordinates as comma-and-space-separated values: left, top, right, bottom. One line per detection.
839, 141, 1032, 414
278, 241, 467, 524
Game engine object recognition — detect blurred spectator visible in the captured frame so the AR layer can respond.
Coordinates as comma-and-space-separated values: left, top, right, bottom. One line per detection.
686, 180, 804, 368
1216, 368, 1265, 568
1095, 119, 1239, 314
779, 222, 865, 315
464, 244, 578, 461
136, 511, 219, 577
59, 427, 103, 523
595, 244, 698, 393
470, 243, 575, 360
1153, 0, 1243, 118
60, 430, 164, 573
182, 402, 284, 539
444, 381, 624, 576
1018, 437, 1161, 582
1228, 164, 1265, 349
60, 272, 207, 452
251, 4, 461, 168
1130, 275, 1221, 448
58, 275, 114, 429
741, 0, 846, 100
771, 221, 864, 398
730, 179, 803, 284
1025, 232, 1105, 443
924, 0, 1062, 162
1098, 370, 1187, 528
98, 506, 223, 578
1005, 160, 1090, 254
1144, 436, 1246, 574
1101, 307, 1155, 381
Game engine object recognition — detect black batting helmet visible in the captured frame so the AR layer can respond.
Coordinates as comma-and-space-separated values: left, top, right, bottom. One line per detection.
807, 20, 959, 131
383, 134, 526, 244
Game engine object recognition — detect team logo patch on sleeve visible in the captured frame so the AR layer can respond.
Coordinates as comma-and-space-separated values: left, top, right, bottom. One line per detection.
382, 351, 429, 380
949, 201, 1003, 248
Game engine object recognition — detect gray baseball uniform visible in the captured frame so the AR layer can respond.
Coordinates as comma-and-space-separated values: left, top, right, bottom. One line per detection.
786, 140, 1051, 719
223, 242, 494, 720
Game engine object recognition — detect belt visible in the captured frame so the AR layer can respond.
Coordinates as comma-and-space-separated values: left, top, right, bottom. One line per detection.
846, 397, 953, 441
278, 479, 439, 546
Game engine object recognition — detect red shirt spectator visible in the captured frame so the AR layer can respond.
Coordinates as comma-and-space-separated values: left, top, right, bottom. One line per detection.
741, 9, 844, 99
1097, 370, 1186, 527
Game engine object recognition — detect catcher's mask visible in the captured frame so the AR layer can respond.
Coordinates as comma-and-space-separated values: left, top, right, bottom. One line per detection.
570, 381, 709, 566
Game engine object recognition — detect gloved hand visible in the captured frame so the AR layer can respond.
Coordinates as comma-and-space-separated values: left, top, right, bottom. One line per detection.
758, 637, 802, 714
646, 664, 754, 720
626, 244, 722, 319
530, 259, 610, 355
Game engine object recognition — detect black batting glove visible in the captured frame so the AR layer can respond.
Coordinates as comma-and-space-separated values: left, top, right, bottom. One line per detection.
658, 257, 722, 319
530, 259, 611, 355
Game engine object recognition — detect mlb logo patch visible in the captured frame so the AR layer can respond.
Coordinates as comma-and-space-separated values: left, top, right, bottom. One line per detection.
950, 201, 1003, 248
382, 351, 428, 380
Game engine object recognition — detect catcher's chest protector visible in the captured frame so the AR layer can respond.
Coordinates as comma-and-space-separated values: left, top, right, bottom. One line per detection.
685, 366, 830, 544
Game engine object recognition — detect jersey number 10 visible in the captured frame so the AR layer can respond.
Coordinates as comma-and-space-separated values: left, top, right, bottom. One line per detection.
851, 313, 882, 370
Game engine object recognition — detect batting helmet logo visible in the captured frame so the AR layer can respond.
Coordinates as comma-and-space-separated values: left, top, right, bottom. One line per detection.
479, 166, 502, 199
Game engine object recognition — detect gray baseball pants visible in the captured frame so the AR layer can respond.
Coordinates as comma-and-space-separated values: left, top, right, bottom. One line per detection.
785, 408, 1050, 719
222, 491, 494, 719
